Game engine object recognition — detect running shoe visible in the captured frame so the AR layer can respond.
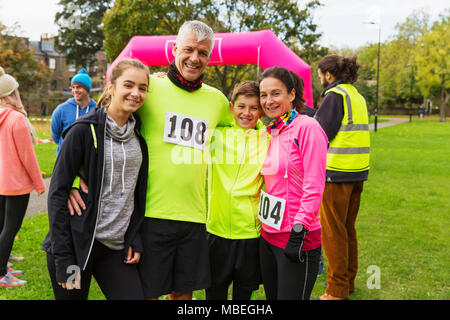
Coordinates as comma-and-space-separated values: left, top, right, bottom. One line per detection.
9, 254, 24, 262
8, 268, 23, 277
0, 272, 27, 288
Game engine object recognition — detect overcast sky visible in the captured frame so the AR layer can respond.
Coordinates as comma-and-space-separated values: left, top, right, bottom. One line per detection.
0, 0, 448, 48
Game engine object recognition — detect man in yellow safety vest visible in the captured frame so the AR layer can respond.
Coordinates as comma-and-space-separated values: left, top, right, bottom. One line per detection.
314, 55, 370, 300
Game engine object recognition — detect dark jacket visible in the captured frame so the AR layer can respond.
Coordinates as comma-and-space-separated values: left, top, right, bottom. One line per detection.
42, 107, 149, 283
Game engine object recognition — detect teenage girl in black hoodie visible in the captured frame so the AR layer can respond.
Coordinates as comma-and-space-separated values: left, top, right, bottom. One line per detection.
43, 59, 150, 300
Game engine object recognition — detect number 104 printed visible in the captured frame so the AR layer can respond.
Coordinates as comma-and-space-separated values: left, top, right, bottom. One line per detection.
258, 190, 286, 230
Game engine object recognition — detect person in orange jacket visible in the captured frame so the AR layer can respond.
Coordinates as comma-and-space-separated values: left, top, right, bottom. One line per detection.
0, 67, 46, 287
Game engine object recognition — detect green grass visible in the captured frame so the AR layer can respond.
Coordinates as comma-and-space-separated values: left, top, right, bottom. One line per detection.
34, 143, 57, 179
32, 120, 57, 178
348, 117, 450, 300
3, 117, 448, 300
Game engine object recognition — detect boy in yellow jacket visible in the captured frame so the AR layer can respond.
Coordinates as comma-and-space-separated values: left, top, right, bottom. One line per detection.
206, 81, 269, 300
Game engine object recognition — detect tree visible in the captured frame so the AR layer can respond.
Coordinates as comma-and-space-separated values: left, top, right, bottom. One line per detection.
103, 0, 218, 63
205, 0, 326, 98
54, 0, 112, 67
0, 24, 50, 110
102, 0, 326, 98
414, 12, 449, 122
378, 10, 429, 107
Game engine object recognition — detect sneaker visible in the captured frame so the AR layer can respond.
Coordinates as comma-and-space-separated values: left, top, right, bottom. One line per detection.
9, 254, 24, 262
7, 261, 13, 268
8, 268, 23, 277
0, 273, 27, 288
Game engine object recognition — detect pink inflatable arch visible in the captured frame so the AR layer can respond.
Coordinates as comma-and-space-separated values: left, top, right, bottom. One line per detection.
108, 30, 313, 107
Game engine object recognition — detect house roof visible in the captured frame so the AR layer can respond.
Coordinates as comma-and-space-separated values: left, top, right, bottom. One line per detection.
30, 41, 61, 57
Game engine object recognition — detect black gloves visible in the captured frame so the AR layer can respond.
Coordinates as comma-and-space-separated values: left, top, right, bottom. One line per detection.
284, 224, 309, 263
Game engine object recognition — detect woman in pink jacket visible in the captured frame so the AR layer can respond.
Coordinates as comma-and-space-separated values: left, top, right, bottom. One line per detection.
0, 67, 46, 287
258, 66, 328, 300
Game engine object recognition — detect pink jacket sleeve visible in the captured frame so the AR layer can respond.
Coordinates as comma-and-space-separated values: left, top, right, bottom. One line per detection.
293, 119, 328, 230
12, 116, 46, 193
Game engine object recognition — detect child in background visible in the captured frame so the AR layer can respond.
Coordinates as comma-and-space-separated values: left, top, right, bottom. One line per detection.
206, 81, 269, 300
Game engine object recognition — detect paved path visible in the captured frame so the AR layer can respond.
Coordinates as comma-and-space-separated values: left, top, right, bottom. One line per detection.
25, 178, 51, 217
25, 118, 410, 217
369, 117, 409, 131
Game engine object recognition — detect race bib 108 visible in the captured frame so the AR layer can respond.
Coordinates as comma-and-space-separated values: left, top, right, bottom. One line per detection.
163, 112, 209, 150
258, 190, 286, 230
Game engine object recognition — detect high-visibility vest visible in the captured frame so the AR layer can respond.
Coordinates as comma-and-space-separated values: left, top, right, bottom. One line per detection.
325, 83, 370, 172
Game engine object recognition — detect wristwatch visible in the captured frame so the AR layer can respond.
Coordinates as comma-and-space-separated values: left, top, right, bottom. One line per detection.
292, 224, 306, 234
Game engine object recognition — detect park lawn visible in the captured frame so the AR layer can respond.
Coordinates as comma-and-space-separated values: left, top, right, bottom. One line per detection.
348, 117, 449, 300
2, 117, 448, 300
34, 143, 57, 179
32, 120, 57, 178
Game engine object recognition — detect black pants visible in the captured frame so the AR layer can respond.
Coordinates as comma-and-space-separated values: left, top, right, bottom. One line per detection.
46, 240, 144, 300
259, 236, 321, 300
138, 218, 211, 298
206, 234, 260, 300
0, 194, 30, 276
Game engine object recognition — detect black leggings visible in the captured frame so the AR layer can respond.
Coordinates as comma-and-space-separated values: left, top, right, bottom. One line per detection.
259, 236, 321, 300
46, 240, 144, 300
0, 194, 30, 276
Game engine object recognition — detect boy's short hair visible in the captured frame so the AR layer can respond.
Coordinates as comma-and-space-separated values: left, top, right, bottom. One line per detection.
231, 80, 260, 103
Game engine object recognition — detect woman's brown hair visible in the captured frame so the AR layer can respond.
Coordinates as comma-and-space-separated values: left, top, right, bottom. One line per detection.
318, 55, 360, 84
97, 59, 150, 108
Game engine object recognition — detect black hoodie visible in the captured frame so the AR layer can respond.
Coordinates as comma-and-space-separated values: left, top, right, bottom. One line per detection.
42, 107, 149, 283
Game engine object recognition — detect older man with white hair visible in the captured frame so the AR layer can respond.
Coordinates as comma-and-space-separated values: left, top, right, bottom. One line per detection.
137, 20, 232, 301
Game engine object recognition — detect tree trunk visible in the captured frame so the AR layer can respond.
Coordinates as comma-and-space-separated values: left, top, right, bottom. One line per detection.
440, 89, 448, 122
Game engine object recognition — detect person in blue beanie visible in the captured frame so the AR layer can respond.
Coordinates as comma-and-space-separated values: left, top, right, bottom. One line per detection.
51, 68, 97, 155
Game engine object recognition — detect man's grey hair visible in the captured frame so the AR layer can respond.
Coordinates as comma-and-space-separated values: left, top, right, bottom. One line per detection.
176, 20, 215, 54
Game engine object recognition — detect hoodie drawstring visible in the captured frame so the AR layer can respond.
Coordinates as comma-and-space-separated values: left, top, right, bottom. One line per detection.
121, 142, 126, 195
109, 137, 126, 195
76, 104, 91, 120
110, 137, 114, 193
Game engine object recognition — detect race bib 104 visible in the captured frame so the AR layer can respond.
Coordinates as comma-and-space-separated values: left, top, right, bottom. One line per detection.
163, 112, 209, 150
258, 190, 286, 230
